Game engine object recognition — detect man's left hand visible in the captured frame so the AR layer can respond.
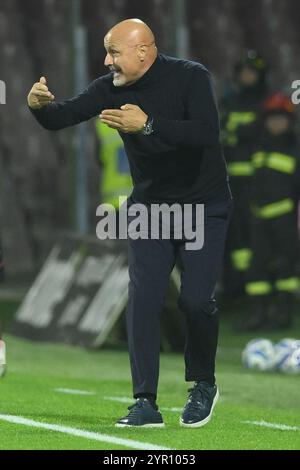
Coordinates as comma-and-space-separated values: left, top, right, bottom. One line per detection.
99, 104, 148, 133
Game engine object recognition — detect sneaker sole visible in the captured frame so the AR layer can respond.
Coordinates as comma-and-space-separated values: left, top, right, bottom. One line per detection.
115, 422, 165, 428
179, 388, 219, 428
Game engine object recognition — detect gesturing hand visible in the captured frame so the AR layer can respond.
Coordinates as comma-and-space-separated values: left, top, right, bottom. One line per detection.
27, 77, 55, 110
99, 104, 148, 133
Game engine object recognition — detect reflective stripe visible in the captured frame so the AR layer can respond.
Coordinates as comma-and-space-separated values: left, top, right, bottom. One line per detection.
275, 277, 300, 292
254, 199, 294, 219
267, 153, 296, 174
252, 151, 266, 168
246, 281, 272, 296
102, 189, 132, 209
95, 121, 133, 209
226, 134, 238, 147
224, 112, 256, 147
231, 248, 252, 271
227, 162, 254, 177
226, 112, 257, 132
252, 151, 296, 174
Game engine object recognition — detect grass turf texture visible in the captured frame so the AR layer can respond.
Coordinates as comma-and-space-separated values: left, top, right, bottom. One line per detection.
0, 317, 300, 450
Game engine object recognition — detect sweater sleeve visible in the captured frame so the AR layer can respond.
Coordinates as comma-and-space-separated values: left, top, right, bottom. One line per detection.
29, 77, 110, 131
153, 69, 220, 148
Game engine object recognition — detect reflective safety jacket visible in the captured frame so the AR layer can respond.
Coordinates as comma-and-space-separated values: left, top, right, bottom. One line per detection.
250, 133, 300, 219
221, 85, 267, 180
95, 121, 133, 209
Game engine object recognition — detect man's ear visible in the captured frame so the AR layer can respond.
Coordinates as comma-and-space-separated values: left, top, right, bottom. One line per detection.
137, 45, 147, 62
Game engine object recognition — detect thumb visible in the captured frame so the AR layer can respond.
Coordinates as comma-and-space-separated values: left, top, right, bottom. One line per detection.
121, 104, 136, 111
40, 76, 47, 85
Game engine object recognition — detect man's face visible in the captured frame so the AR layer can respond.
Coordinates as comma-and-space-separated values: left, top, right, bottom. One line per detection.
265, 114, 290, 136
104, 35, 144, 87
238, 66, 259, 87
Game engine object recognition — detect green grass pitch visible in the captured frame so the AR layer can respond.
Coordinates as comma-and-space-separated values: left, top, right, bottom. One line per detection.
0, 319, 299, 450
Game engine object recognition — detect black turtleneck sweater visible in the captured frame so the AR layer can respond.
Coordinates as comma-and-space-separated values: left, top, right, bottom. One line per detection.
30, 53, 231, 204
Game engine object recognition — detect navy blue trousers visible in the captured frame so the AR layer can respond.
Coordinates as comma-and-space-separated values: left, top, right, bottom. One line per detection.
126, 199, 232, 398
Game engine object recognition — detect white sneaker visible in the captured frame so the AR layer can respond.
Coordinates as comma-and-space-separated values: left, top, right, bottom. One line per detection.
0, 340, 6, 378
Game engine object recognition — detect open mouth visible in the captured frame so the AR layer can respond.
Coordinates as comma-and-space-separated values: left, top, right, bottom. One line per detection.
110, 67, 122, 75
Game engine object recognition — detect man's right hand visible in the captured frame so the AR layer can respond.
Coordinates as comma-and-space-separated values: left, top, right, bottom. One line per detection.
27, 77, 55, 110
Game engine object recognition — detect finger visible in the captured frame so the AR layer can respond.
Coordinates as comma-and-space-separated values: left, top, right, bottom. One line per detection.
101, 109, 124, 118
100, 118, 121, 127
37, 94, 55, 103
100, 119, 121, 129
35, 91, 53, 98
35, 84, 49, 92
100, 114, 123, 125
36, 101, 52, 108
121, 104, 137, 111
38, 97, 54, 104
40, 76, 47, 86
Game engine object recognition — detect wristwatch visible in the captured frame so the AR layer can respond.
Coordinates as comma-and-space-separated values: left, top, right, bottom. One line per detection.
142, 116, 154, 136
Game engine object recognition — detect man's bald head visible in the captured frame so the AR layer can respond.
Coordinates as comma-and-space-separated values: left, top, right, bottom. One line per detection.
106, 19, 155, 47
104, 19, 158, 87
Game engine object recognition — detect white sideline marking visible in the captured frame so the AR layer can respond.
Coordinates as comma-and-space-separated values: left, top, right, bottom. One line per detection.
54, 391, 182, 412
103, 396, 182, 413
164, 407, 182, 413
243, 420, 300, 432
0, 414, 173, 450
104, 396, 132, 404
54, 388, 96, 396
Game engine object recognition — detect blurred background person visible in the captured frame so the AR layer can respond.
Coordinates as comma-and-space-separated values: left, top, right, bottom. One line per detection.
221, 51, 269, 297
0, 0, 299, 379
0, 0, 300, 449
243, 93, 300, 331
95, 121, 132, 211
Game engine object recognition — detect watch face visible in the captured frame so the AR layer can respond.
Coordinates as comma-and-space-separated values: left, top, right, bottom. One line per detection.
143, 118, 154, 135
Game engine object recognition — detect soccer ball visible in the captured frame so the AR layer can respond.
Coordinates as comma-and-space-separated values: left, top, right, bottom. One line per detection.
242, 338, 275, 371
278, 346, 300, 374
272, 338, 300, 371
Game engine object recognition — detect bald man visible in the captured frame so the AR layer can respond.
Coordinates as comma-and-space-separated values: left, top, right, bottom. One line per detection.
28, 19, 232, 428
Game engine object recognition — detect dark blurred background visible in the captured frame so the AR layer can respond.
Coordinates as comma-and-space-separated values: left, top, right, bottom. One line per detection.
1, 0, 300, 277
0, 0, 300, 345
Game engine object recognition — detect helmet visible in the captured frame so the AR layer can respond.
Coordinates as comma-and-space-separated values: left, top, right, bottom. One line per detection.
235, 50, 268, 75
262, 92, 296, 115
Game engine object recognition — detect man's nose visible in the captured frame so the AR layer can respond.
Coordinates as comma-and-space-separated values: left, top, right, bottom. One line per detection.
104, 53, 113, 67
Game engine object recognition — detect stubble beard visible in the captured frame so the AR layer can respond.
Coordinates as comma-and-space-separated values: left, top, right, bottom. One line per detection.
113, 73, 126, 87
111, 68, 127, 87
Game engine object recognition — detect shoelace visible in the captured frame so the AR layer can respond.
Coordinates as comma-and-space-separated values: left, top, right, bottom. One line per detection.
126, 400, 145, 418
186, 384, 211, 411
